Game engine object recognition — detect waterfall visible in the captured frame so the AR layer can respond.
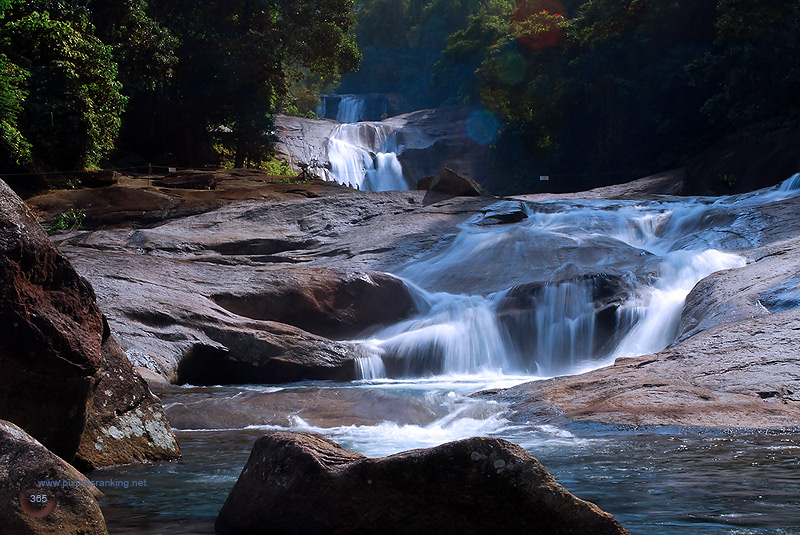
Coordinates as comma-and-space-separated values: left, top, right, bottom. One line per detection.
336, 96, 367, 123
611, 249, 745, 359
353, 179, 800, 379
325, 122, 409, 191
778, 172, 800, 192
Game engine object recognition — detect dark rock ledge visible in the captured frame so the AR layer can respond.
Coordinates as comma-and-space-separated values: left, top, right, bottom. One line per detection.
216, 431, 629, 535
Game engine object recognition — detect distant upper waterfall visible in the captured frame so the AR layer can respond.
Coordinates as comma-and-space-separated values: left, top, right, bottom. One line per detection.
324, 122, 410, 191
316, 94, 390, 123
335, 96, 366, 123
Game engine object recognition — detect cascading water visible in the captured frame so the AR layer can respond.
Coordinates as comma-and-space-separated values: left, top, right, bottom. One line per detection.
354, 175, 800, 379
325, 122, 409, 191
109, 175, 800, 535
336, 96, 367, 123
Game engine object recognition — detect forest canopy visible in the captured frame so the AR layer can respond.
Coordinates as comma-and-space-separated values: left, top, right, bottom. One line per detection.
341, 0, 800, 191
0, 0, 359, 173
1, 0, 797, 192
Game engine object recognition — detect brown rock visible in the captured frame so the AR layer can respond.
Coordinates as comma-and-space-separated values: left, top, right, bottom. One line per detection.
0, 178, 179, 467
495, 308, 800, 429
0, 179, 103, 460
60, 246, 417, 384
211, 270, 415, 339
153, 170, 218, 190
0, 419, 107, 535
77, 170, 120, 189
216, 432, 629, 535
74, 322, 180, 470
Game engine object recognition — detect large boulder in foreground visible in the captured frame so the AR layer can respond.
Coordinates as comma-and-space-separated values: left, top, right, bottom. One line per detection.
1, 179, 104, 460
0, 420, 107, 535
216, 432, 629, 535
0, 179, 179, 466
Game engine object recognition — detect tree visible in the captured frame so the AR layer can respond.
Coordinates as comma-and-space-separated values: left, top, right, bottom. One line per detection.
689, 0, 800, 130
145, 0, 361, 167
0, 4, 126, 171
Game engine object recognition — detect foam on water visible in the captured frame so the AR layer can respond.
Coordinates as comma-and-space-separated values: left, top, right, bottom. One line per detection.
280, 407, 511, 458
354, 175, 800, 380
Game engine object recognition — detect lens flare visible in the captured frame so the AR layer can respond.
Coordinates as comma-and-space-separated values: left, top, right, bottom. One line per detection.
466, 110, 500, 145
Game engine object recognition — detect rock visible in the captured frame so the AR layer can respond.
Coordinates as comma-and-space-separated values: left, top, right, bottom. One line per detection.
509, 169, 685, 202
153, 170, 218, 190
0, 178, 104, 460
216, 432, 629, 535
472, 200, 528, 225
75, 325, 180, 470
175, 322, 367, 385
494, 308, 800, 428
681, 126, 800, 195
211, 270, 415, 339
70, 170, 120, 189
418, 167, 491, 197
59, 246, 415, 384
0, 178, 179, 466
677, 236, 800, 343
273, 108, 494, 192
0, 419, 107, 535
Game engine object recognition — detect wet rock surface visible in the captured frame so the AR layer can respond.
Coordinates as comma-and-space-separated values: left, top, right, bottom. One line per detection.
162, 386, 444, 430
41, 170, 800, 428
273, 108, 492, 190
494, 308, 800, 428
0, 420, 107, 535
60, 248, 417, 384
215, 431, 630, 535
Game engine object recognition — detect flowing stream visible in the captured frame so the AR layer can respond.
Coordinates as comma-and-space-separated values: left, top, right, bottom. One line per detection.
99, 176, 800, 534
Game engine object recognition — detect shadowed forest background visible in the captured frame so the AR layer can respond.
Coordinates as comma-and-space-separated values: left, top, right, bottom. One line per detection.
1, 0, 798, 193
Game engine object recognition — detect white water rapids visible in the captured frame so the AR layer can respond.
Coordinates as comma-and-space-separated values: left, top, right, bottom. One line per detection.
356, 174, 800, 380
120, 175, 800, 535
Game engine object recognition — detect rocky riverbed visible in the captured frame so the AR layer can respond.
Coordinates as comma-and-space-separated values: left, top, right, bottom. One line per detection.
29, 168, 800, 430
5, 164, 798, 535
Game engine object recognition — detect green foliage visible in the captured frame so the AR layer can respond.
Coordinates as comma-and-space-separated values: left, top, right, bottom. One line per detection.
261, 158, 297, 177
437, 0, 724, 191
136, 0, 360, 167
688, 0, 800, 129
720, 173, 736, 188
0, 53, 31, 167
0, 4, 126, 172
0, 0, 357, 174
49, 206, 85, 231
339, 0, 483, 107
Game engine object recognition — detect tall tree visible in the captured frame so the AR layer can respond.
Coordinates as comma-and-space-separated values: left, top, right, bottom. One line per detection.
0, 3, 126, 172
146, 0, 360, 167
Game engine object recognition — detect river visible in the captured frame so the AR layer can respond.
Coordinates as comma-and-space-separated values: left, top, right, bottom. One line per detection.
98, 173, 800, 534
